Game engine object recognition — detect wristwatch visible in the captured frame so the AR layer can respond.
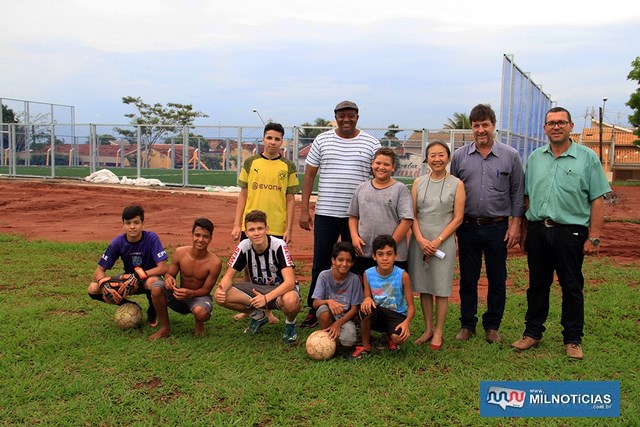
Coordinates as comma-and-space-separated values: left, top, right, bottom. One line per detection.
588, 238, 601, 246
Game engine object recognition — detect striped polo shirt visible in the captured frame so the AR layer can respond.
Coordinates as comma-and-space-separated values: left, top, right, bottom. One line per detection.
306, 129, 381, 217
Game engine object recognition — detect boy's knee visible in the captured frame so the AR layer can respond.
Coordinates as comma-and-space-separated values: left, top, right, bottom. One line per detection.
281, 291, 301, 311
193, 306, 211, 322
88, 282, 99, 294
339, 322, 357, 347
317, 308, 332, 322
150, 282, 165, 297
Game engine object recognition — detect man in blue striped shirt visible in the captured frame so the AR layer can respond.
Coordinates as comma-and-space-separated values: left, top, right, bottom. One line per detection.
299, 100, 381, 327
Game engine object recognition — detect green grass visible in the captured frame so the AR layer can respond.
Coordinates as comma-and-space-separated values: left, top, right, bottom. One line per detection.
0, 233, 638, 426
0, 165, 415, 189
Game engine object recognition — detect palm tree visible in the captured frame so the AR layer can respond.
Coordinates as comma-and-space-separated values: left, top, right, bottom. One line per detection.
444, 112, 471, 129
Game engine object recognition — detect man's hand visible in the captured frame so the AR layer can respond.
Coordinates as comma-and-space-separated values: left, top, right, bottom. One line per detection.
299, 210, 313, 230
584, 239, 599, 256
505, 218, 522, 249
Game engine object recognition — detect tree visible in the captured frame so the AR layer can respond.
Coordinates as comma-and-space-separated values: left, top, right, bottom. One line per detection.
299, 117, 333, 142
2, 104, 18, 149
384, 123, 401, 139
97, 134, 118, 145
114, 96, 209, 167
626, 56, 640, 145
444, 112, 471, 129
381, 124, 403, 147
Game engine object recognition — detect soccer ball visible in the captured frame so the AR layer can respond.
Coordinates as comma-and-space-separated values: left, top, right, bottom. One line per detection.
114, 303, 143, 330
305, 330, 336, 361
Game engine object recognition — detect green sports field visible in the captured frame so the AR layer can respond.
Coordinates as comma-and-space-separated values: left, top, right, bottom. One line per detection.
0, 165, 416, 189
0, 234, 637, 426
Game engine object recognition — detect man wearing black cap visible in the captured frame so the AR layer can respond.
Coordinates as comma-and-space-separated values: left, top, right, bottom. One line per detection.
299, 101, 381, 327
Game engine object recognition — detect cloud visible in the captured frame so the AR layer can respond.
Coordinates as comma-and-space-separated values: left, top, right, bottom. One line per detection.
2, 0, 638, 130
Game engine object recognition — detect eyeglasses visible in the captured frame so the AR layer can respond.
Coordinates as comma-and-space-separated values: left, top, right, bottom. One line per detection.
545, 120, 570, 128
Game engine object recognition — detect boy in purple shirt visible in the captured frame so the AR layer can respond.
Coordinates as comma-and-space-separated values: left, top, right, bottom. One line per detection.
87, 205, 168, 326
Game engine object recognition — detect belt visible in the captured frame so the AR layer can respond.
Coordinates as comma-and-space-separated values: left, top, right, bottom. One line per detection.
464, 216, 507, 226
539, 218, 561, 227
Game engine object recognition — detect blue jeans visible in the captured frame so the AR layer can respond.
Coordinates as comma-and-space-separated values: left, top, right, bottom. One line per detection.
306, 215, 351, 309
456, 219, 508, 331
523, 221, 587, 344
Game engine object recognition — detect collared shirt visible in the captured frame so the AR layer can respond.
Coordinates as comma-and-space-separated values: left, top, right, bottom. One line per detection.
450, 141, 525, 218
525, 141, 611, 227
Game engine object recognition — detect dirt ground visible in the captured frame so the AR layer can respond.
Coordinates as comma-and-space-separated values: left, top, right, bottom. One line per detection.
1, 178, 638, 303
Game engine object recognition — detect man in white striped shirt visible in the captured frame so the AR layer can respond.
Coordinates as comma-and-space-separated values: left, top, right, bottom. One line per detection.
299, 100, 381, 327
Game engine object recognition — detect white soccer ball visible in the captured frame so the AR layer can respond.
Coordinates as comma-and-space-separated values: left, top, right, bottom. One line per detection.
114, 303, 143, 330
305, 330, 336, 361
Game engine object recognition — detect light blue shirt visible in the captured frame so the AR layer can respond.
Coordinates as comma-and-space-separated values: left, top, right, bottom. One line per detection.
450, 141, 525, 218
365, 266, 407, 315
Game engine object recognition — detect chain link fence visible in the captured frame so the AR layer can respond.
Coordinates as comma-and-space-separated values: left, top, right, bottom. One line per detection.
1, 122, 475, 187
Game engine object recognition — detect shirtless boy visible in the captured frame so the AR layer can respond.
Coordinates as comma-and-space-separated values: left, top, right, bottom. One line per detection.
148, 218, 222, 340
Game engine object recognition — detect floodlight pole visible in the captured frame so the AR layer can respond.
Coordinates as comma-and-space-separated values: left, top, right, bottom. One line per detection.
598, 97, 607, 163
252, 108, 266, 126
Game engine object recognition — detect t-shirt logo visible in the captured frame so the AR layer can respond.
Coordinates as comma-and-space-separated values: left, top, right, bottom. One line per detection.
278, 170, 286, 180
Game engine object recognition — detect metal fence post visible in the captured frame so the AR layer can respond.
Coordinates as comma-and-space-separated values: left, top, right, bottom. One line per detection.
50, 123, 56, 178
236, 127, 242, 180
183, 126, 189, 186
136, 125, 142, 179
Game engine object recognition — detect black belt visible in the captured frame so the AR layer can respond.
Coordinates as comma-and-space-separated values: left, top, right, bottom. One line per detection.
464, 216, 507, 226
535, 218, 562, 228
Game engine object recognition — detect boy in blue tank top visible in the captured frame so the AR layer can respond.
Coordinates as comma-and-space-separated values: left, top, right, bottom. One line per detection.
348, 234, 415, 360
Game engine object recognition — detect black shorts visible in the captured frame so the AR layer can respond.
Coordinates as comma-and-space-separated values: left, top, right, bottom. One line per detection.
363, 305, 407, 336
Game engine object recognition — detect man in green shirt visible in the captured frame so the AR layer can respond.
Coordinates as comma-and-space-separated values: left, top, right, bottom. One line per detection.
511, 107, 611, 360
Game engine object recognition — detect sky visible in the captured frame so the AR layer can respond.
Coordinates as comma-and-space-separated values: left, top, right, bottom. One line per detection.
2, 0, 639, 133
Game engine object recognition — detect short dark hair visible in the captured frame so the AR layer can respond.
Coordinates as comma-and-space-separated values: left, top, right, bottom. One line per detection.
332, 241, 356, 261
545, 107, 572, 123
192, 218, 214, 236
374, 147, 397, 166
244, 210, 267, 227
122, 205, 144, 222
425, 140, 451, 158
469, 104, 496, 125
264, 122, 285, 137
372, 234, 397, 254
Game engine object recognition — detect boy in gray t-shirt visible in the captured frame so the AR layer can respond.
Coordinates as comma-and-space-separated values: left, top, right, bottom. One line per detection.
312, 242, 363, 349
348, 147, 414, 276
